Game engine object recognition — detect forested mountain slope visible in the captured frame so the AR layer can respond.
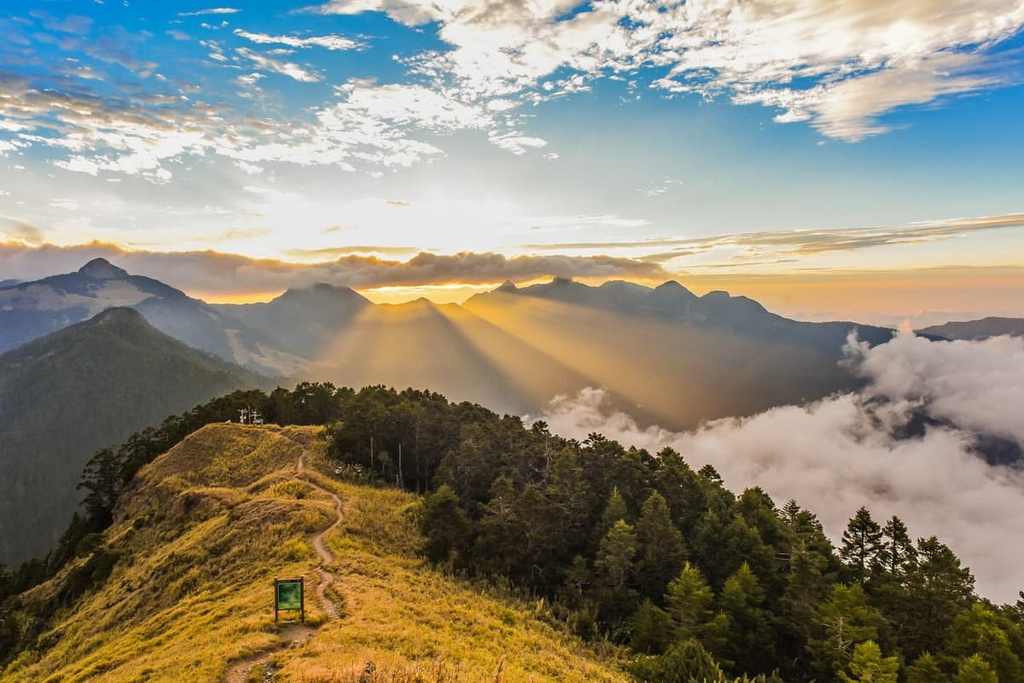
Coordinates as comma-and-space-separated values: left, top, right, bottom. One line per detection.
0, 308, 273, 564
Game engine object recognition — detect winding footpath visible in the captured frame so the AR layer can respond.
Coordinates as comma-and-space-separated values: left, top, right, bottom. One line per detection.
297, 445, 345, 617
223, 434, 345, 683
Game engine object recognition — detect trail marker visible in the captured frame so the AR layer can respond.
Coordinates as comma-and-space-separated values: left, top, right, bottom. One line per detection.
274, 577, 304, 622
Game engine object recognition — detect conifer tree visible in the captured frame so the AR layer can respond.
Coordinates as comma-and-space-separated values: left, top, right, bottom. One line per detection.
665, 562, 714, 641
838, 640, 898, 683
635, 491, 686, 600
840, 507, 882, 585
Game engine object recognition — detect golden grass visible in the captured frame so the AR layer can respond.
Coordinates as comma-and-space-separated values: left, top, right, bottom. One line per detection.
4, 424, 627, 683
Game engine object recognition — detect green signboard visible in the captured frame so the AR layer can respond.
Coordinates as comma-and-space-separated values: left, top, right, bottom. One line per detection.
275, 578, 304, 622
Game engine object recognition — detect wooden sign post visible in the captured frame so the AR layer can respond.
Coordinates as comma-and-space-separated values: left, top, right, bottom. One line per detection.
274, 577, 304, 623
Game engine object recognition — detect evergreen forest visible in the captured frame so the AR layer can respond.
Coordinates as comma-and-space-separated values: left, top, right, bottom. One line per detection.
2, 383, 1021, 682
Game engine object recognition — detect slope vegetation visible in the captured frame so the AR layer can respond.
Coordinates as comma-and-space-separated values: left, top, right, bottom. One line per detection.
3, 423, 626, 682
0, 307, 274, 564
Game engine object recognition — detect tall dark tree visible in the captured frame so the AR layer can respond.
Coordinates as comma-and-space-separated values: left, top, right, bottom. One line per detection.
893, 536, 975, 659
716, 562, 774, 676
878, 516, 916, 579
594, 519, 639, 629
77, 448, 121, 528
635, 491, 686, 600
653, 447, 706, 537
418, 484, 470, 566
840, 507, 882, 585
808, 584, 883, 678
664, 562, 714, 643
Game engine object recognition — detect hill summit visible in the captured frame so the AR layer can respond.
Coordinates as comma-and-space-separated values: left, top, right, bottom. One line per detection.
2, 423, 625, 682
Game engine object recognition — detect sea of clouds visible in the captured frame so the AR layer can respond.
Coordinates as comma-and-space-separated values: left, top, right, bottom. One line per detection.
536, 331, 1024, 603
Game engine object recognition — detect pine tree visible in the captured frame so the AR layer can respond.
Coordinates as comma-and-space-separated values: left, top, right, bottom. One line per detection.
946, 603, 1024, 683
632, 599, 673, 654
628, 638, 727, 683
956, 654, 999, 683
717, 562, 773, 676
664, 562, 714, 641
906, 653, 948, 683
594, 519, 639, 629
635, 491, 686, 600
838, 640, 898, 683
840, 507, 882, 585
895, 536, 975, 659
808, 584, 883, 677
878, 516, 916, 579
418, 484, 470, 566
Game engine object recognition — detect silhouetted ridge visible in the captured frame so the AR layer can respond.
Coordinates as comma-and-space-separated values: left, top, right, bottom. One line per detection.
918, 316, 1024, 340
643, 280, 699, 317
77, 257, 129, 280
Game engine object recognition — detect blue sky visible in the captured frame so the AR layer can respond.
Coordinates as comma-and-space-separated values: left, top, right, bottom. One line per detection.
1, 0, 1023, 323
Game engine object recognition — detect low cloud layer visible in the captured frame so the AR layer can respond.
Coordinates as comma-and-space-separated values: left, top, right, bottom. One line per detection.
0, 241, 670, 297
537, 332, 1024, 603
526, 213, 1024, 262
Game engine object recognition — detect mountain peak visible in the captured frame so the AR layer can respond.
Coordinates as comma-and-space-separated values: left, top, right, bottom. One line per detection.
78, 258, 129, 280
278, 281, 365, 301
91, 306, 147, 326
653, 280, 696, 297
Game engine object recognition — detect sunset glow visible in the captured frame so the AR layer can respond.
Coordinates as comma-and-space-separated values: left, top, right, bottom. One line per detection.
1, 1, 1023, 324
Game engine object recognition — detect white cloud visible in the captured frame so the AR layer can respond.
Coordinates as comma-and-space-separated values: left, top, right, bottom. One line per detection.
178, 8, 241, 16
537, 332, 1024, 603
488, 131, 548, 155
734, 53, 998, 141
236, 47, 322, 82
315, 0, 1024, 140
234, 29, 362, 51
234, 160, 263, 175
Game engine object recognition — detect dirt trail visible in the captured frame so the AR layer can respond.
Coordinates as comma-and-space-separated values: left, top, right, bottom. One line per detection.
222, 435, 345, 682
296, 446, 346, 618
298, 448, 344, 567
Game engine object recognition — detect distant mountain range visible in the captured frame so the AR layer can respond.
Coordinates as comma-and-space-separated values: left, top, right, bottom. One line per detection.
917, 317, 1024, 340
0, 259, 305, 376
1, 259, 916, 428
10, 260, 1021, 427
0, 307, 273, 565
3, 259, 1020, 564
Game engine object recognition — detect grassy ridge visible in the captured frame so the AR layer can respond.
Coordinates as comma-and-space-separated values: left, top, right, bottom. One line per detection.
3, 424, 626, 682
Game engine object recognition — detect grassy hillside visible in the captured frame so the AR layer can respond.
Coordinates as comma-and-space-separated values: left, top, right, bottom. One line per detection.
3, 423, 626, 682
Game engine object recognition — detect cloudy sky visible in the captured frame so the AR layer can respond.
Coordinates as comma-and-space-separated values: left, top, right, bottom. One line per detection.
2, 0, 1024, 323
